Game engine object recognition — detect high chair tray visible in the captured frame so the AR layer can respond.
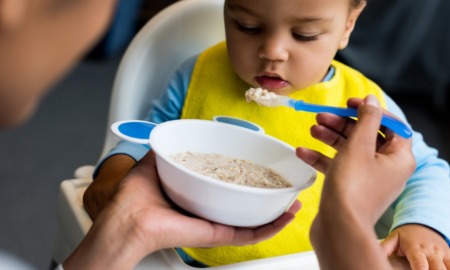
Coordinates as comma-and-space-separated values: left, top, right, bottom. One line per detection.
137, 248, 319, 269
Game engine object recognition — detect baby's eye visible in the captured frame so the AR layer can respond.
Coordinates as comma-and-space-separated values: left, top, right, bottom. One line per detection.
237, 22, 261, 34
293, 33, 318, 42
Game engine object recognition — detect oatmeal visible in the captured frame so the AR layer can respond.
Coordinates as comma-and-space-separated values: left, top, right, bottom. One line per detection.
171, 151, 292, 188
245, 87, 278, 103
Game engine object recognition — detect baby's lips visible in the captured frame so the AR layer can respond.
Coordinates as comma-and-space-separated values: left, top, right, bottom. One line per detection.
256, 76, 289, 90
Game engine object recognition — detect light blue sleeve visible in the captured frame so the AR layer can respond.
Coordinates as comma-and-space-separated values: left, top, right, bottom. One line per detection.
93, 55, 198, 177
384, 94, 450, 244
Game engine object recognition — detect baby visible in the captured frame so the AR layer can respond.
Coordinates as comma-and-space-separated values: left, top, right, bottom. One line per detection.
84, 0, 450, 268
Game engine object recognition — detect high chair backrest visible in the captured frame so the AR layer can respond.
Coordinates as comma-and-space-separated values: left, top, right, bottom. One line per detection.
100, 0, 226, 159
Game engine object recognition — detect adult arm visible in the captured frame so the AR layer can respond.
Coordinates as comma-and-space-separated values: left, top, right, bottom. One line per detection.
297, 95, 415, 269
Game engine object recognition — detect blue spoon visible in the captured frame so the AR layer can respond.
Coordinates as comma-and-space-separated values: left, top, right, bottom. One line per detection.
246, 90, 413, 139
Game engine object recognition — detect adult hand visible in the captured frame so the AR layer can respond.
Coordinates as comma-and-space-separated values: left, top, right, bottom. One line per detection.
297, 95, 415, 224
298, 95, 415, 270
64, 151, 300, 269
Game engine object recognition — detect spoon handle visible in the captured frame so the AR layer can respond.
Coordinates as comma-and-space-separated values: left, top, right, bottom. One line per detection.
293, 100, 413, 139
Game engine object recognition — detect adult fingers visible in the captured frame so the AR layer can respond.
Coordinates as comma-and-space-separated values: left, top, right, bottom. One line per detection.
312, 113, 354, 149
296, 147, 332, 173
315, 112, 356, 139
314, 112, 386, 151
218, 200, 301, 246
348, 97, 409, 143
247, 200, 301, 243
346, 97, 363, 109
376, 125, 415, 180
286, 200, 302, 215
310, 122, 350, 152
346, 95, 382, 152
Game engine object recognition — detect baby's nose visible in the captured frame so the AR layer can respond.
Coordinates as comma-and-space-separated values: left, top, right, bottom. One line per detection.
258, 35, 289, 62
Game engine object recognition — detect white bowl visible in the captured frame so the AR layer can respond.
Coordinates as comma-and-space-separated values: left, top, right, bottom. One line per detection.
212, 115, 265, 133
149, 119, 317, 227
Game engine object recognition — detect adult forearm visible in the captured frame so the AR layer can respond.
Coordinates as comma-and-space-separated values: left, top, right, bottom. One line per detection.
311, 200, 392, 270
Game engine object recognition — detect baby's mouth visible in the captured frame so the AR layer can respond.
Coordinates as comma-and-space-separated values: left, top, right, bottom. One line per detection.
255, 75, 289, 91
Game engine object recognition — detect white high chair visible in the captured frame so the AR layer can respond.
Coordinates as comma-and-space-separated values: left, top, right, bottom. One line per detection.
53, 0, 319, 268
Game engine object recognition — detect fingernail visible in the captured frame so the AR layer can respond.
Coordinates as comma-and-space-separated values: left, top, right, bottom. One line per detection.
365, 95, 380, 108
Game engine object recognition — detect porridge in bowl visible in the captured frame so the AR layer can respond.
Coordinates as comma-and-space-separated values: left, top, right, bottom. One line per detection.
149, 119, 317, 226
171, 151, 292, 188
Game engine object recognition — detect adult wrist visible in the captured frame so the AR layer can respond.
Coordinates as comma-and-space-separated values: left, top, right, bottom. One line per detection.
63, 200, 155, 269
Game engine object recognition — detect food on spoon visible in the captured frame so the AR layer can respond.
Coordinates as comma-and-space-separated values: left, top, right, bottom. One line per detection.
245, 87, 278, 104
171, 151, 292, 189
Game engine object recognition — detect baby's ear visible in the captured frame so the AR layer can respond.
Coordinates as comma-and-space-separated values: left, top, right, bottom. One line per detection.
0, 0, 26, 31
338, 3, 366, 50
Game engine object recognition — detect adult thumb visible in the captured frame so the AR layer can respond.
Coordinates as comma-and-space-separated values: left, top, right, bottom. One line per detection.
348, 95, 382, 149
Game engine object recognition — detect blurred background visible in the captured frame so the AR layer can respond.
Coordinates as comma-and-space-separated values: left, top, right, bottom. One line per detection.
0, 0, 448, 269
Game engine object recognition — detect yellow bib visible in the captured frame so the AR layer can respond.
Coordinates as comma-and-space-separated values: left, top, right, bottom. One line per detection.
181, 41, 387, 266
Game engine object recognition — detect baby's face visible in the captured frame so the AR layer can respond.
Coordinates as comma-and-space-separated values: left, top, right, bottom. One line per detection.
224, 0, 364, 96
